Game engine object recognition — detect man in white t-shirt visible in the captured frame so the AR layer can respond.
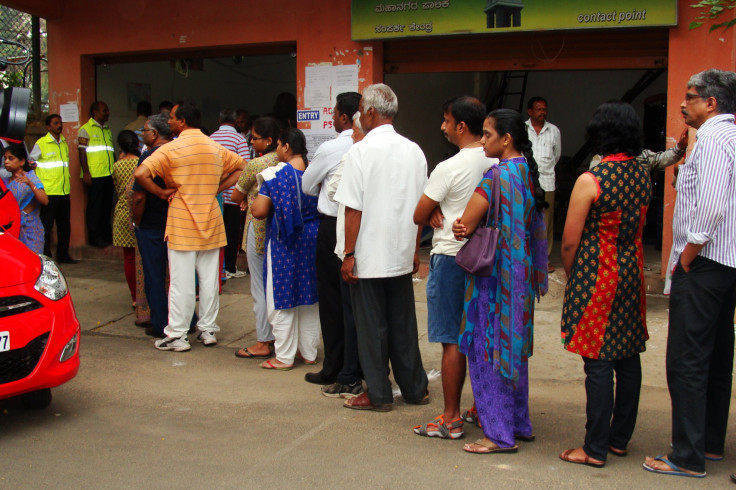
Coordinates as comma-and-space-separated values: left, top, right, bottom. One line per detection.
412, 96, 496, 439
335, 83, 429, 412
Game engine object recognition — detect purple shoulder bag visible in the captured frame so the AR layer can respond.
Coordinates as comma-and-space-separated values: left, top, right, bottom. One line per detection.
454, 165, 500, 277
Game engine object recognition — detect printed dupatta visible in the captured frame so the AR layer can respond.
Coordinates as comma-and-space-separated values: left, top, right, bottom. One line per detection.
459, 157, 548, 383
257, 162, 305, 248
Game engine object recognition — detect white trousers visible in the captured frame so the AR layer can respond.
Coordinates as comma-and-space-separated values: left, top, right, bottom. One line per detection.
247, 221, 273, 342
266, 244, 320, 364
165, 247, 220, 338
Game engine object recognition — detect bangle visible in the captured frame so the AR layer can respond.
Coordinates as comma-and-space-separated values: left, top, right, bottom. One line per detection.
344, 251, 355, 258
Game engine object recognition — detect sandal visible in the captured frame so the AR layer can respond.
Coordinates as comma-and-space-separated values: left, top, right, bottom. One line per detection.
235, 347, 270, 359
296, 351, 318, 365
259, 359, 293, 371
609, 446, 628, 457
462, 405, 482, 428
413, 415, 464, 439
642, 455, 706, 478
463, 438, 518, 454
559, 448, 605, 468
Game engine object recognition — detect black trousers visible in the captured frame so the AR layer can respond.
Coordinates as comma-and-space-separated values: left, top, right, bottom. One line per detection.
223, 203, 246, 273
667, 256, 736, 472
337, 276, 361, 384
582, 354, 642, 461
85, 175, 114, 246
315, 216, 345, 381
349, 274, 428, 405
40, 194, 71, 259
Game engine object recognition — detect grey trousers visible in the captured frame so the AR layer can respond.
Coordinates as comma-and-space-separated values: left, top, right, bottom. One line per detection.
349, 274, 428, 405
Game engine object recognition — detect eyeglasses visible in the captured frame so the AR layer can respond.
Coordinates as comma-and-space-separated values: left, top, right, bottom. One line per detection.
685, 93, 705, 102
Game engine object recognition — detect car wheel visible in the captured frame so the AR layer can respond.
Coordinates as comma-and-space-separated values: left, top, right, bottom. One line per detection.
21, 388, 52, 409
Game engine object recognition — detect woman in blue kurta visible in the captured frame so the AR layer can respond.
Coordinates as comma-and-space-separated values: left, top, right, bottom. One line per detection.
251, 128, 320, 370
453, 109, 548, 454
2, 144, 48, 254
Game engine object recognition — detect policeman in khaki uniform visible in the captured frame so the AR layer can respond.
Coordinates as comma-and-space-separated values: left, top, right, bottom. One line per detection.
77, 101, 115, 248
29, 113, 77, 263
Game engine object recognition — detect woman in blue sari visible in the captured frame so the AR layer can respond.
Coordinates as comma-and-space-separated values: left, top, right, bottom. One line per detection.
251, 128, 320, 371
1, 144, 48, 253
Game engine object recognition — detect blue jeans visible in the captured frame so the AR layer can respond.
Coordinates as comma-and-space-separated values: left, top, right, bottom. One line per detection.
136, 227, 197, 334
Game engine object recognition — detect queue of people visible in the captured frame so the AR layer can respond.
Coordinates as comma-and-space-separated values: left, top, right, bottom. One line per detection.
6, 68, 736, 482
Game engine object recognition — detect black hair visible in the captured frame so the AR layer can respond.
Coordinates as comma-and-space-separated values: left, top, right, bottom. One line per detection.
586, 101, 643, 158
158, 100, 174, 112
174, 101, 201, 129
89, 101, 106, 117
335, 92, 362, 120
278, 127, 309, 165
137, 100, 152, 117
117, 130, 141, 157
251, 116, 282, 154
442, 95, 486, 136
45, 113, 61, 126
4, 143, 31, 171
272, 92, 296, 128
527, 96, 547, 109
486, 109, 547, 212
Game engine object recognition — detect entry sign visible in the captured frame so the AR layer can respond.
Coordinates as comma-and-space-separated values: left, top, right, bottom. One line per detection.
297, 110, 321, 122
351, 0, 678, 40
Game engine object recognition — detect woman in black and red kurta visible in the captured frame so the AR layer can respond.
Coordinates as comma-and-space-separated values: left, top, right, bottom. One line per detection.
558, 101, 651, 468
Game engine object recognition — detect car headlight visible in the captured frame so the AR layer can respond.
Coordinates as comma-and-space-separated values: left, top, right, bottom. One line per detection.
34, 255, 68, 301
59, 331, 79, 362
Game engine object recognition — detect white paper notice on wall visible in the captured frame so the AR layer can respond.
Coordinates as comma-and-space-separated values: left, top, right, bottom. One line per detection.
303, 128, 338, 162
304, 64, 359, 110
59, 103, 79, 123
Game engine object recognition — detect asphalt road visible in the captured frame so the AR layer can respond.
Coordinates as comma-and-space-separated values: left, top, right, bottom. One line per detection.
1, 257, 735, 489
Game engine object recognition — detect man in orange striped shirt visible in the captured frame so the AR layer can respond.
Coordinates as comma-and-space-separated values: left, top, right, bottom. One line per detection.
134, 102, 245, 352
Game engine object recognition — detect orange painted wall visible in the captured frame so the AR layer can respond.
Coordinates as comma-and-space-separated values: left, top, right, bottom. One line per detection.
662, 2, 736, 274
43, 0, 382, 246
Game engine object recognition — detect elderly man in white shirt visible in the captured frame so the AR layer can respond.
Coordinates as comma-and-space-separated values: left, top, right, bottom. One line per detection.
335, 83, 429, 412
301, 92, 363, 398
526, 96, 561, 271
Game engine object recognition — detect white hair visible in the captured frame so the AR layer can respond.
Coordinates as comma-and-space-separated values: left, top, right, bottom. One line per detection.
362, 84, 398, 119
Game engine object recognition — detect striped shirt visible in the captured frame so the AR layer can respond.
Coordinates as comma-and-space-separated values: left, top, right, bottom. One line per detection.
142, 129, 245, 251
670, 113, 736, 268
526, 119, 561, 192
209, 125, 250, 204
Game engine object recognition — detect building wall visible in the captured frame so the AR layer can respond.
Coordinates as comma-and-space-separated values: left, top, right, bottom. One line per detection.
43, 0, 381, 246
662, 2, 736, 274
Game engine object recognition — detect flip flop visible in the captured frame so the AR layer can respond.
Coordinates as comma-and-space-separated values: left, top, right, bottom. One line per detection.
705, 453, 724, 462
235, 348, 269, 359
642, 455, 706, 478
559, 448, 605, 468
463, 438, 518, 454
259, 359, 293, 371
515, 434, 536, 442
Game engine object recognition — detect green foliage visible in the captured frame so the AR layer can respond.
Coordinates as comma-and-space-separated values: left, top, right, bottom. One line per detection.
690, 0, 736, 32
0, 70, 23, 88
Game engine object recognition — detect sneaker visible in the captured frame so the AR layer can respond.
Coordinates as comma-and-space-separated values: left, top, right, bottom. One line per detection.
321, 380, 364, 398
225, 269, 248, 279
154, 335, 191, 352
196, 331, 217, 346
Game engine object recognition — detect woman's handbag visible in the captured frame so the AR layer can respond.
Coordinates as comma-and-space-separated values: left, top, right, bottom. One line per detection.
455, 165, 500, 276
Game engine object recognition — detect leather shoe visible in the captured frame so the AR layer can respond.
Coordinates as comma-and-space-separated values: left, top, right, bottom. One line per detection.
145, 326, 166, 338
343, 392, 392, 412
304, 371, 334, 385
404, 390, 430, 405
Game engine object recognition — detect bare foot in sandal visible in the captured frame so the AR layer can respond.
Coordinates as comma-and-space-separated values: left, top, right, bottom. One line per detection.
241, 341, 271, 357
559, 447, 605, 467
463, 437, 518, 454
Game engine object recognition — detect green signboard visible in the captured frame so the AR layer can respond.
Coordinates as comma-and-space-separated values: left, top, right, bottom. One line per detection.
351, 0, 678, 40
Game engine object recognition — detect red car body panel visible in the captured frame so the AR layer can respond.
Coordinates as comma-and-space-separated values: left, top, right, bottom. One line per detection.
0, 229, 80, 401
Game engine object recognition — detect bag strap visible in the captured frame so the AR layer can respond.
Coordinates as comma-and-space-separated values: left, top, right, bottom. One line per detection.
483, 165, 501, 229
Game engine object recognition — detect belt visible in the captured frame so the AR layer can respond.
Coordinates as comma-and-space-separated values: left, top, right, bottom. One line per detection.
319, 214, 337, 220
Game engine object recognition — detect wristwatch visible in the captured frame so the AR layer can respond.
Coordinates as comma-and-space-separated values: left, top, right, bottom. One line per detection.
344, 251, 355, 258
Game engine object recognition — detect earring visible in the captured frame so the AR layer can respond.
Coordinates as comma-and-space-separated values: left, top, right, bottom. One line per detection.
503, 142, 508, 147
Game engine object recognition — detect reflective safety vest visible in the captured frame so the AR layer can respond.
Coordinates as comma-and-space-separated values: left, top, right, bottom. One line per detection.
79, 117, 114, 178
35, 132, 70, 195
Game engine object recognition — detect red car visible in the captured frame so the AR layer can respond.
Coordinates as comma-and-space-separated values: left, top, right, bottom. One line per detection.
0, 178, 80, 408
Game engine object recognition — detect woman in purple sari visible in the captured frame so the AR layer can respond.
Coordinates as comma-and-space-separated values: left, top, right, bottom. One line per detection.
453, 109, 548, 454
1, 144, 48, 253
